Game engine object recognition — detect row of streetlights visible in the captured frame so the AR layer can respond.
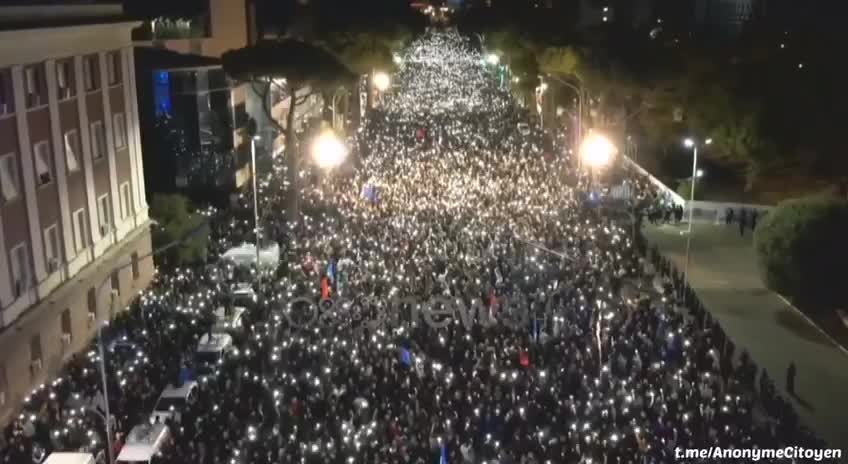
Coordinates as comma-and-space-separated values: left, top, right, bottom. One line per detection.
249, 70, 396, 270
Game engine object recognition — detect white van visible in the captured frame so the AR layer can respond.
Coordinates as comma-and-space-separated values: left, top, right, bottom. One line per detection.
195, 333, 233, 376
232, 283, 257, 308
212, 306, 246, 333
116, 423, 170, 464
150, 381, 198, 424
43, 453, 95, 464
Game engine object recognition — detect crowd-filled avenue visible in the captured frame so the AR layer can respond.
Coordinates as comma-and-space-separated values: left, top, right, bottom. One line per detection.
2, 30, 832, 464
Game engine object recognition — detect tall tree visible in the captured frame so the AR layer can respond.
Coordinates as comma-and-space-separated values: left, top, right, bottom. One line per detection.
313, 0, 424, 129
222, 39, 355, 222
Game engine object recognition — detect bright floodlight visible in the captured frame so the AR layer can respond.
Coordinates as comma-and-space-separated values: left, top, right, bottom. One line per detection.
373, 72, 391, 92
696, 169, 704, 178
684, 138, 695, 148
312, 131, 347, 169
486, 53, 500, 65
581, 133, 617, 168
705, 138, 713, 145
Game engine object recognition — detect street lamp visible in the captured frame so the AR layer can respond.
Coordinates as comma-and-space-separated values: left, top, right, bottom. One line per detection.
580, 133, 616, 168
373, 71, 391, 92
486, 53, 500, 66
250, 135, 261, 271
682, 136, 712, 282
312, 130, 347, 169
580, 133, 616, 191
536, 81, 549, 127
545, 74, 585, 165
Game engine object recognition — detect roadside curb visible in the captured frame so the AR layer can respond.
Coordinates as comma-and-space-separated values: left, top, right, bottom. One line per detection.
773, 293, 848, 358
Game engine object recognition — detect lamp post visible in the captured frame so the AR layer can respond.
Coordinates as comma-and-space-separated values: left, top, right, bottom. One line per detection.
682, 137, 712, 282
250, 135, 261, 273
373, 71, 390, 107
537, 81, 549, 128
580, 132, 616, 190
312, 130, 348, 170
545, 74, 585, 162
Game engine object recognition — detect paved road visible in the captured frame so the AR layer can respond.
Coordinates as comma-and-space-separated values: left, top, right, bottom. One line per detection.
644, 223, 848, 449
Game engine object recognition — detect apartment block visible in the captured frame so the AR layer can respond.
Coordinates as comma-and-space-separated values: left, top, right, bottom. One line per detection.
0, 3, 154, 422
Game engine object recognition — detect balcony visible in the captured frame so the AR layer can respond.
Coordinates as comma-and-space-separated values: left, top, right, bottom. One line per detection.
133, 16, 210, 42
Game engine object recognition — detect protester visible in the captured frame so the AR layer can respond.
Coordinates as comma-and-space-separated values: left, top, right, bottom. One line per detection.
1, 30, 830, 464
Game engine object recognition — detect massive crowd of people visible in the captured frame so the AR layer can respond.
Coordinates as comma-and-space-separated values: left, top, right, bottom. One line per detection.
1, 30, 832, 464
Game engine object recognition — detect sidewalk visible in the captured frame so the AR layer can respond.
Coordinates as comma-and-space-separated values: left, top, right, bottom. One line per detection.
644, 222, 848, 448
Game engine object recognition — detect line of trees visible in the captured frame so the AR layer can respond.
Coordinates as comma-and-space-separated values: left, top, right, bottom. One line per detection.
456, 0, 848, 195
221, 0, 425, 223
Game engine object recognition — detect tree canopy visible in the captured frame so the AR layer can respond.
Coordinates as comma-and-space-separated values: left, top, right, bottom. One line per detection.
149, 194, 209, 268
222, 39, 355, 89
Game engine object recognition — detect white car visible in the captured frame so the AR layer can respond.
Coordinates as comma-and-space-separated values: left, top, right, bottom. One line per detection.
213, 306, 246, 333
517, 122, 531, 136
195, 333, 234, 377
116, 423, 170, 464
150, 381, 198, 425
232, 283, 257, 308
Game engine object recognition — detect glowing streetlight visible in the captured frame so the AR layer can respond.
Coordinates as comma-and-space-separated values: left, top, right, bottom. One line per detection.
312, 131, 347, 169
486, 53, 500, 65
373, 72, 391, 92
580, 133, 617, 168
681, 136, 712, 282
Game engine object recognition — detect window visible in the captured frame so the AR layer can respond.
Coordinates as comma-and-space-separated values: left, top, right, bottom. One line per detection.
43, 224, 60, 273
61, 308, 72, 340
97, 194, 111, 236
90, 121, 106, 160
113, 113, 127, 149
0, 70, 12, 115
131, 252, 140, 280
24, 65, 44, 108
0, 153, 19, 202
111, 271, 120, 296
87, 287, 96, 321
30, 334, 42, 362
107, 52, 121, 86
33, 141, 53, 186
10, 243, 31, 298
56, 60, 75, 100
72, 208, 87, 252
0, 364, 6, 407
83, 55, 99, 92
120, 182, 131, 220
64, 130, 80, 172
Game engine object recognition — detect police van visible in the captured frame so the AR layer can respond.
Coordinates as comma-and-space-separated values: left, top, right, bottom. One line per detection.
150, 381, 198, 425
195, 333, 233, 377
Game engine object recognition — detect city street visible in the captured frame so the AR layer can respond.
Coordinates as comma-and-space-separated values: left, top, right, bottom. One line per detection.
645, 222, 848, 447
2, 29, 838, 464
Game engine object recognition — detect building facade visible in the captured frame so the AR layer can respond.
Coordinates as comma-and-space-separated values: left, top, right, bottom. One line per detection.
0, 4, 154, 423
133, 0, 257, 196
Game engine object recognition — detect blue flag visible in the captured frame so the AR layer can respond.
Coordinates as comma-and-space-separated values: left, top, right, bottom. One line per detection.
400, 348, 411, 367
326, 261, 337, 283
440, 444, 447, 464
178, 367, 195, 385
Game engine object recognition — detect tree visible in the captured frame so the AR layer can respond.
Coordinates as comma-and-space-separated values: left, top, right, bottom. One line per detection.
222, 39, 355, 223
313, 0, 424, 129
149, 194, 209, 268
754, 195, 848, 307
